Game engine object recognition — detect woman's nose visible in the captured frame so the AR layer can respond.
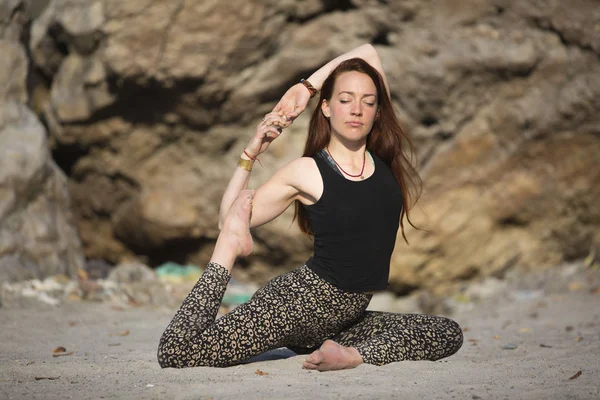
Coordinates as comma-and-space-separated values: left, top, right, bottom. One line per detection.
351, 102, 362, 116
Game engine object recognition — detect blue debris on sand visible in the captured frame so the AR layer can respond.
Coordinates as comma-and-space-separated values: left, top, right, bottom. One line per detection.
156, 262, 257, 306
156, 262, 204, 283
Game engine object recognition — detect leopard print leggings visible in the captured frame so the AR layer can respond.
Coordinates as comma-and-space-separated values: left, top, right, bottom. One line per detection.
157, 262, 463, 368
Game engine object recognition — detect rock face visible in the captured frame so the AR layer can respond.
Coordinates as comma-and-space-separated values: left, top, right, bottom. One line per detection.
0, 0, 85, 283
3, 0, 599, 293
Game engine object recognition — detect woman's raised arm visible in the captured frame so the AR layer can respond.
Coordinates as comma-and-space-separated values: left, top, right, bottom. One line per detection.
272, 44, 390, 119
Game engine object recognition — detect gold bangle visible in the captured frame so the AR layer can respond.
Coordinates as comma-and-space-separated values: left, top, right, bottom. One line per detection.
237, 157, 254, 171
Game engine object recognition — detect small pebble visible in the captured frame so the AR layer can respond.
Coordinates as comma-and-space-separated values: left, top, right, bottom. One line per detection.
502, 343, 518, 350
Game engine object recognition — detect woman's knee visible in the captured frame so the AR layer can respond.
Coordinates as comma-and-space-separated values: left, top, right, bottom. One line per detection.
442, 316, 464, 355
156, 333, 202, 368
157, 343, 180, 368
157, 335, 185, 368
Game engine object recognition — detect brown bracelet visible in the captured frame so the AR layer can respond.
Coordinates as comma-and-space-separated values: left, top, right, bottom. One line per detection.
300, 79, 318, 98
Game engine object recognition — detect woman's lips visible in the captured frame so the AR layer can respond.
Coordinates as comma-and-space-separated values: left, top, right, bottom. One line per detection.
347, 121, 363, 127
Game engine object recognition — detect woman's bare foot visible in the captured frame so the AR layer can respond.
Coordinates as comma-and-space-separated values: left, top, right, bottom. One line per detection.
221, 190, 254, 257
210, 190, 254, 269
302, 340, 363, 371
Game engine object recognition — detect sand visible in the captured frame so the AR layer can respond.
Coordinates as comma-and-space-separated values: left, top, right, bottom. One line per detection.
1, 263, 599, 400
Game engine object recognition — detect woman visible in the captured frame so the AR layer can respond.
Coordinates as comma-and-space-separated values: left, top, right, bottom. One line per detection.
158, 44, 463, 371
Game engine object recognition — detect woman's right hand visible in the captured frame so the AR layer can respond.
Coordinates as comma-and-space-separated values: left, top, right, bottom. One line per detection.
272, 83, 311, 121
244, 112, 289, 158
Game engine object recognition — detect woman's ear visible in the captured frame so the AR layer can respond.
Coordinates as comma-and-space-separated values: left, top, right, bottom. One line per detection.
321, 99, 330, 118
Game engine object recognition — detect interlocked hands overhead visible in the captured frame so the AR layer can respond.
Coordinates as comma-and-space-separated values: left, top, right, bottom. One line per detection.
245, 83, 314, 158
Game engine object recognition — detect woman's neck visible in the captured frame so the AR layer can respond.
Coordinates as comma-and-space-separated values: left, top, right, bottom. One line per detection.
326, 136, 367, 164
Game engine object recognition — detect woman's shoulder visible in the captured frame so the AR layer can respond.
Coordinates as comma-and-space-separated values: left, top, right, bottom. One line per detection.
284, 156, 320, 179
271, 156, 318, 180
280, 157, 322, 196
292, 156, 318, 166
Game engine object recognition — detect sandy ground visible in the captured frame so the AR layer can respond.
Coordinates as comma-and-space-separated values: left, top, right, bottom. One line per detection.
1, 264, 599, 400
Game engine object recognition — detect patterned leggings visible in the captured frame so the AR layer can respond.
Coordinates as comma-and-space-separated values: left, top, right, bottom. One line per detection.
157, 263, 463, 368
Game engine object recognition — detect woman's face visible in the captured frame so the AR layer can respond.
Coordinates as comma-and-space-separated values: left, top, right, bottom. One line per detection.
321, 71, 379, 143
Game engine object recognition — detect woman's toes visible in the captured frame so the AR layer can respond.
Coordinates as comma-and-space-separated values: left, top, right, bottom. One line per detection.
302, 361, 318, 370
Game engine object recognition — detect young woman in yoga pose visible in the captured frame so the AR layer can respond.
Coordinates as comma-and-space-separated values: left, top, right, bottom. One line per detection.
158, 44, 463, 371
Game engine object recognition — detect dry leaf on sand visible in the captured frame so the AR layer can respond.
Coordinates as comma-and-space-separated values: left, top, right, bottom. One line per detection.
109, 330, 130, 337
52, 347, 74, 357
568, 370, 582, 380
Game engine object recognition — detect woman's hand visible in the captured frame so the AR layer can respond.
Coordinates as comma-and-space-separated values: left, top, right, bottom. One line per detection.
272, 83, 312, 122
245, 112, 289, 157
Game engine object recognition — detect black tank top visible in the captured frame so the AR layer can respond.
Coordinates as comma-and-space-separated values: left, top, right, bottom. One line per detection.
304, 152, 403, 292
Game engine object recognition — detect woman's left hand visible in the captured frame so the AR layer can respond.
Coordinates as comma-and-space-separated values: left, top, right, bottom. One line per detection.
244, 112, 289, 157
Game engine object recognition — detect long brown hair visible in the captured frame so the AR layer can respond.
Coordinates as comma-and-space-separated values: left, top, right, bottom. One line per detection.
294, 58, 422, 244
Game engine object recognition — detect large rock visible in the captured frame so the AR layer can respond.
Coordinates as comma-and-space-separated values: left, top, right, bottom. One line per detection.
383, 1, 600, 294
0, 101, 85, 283
18, 0, 600, 293
0, 1, 84, 284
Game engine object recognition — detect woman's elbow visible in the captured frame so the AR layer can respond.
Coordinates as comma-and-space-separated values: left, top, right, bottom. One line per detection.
362, 43, 376, 52
359, 43, 377, 57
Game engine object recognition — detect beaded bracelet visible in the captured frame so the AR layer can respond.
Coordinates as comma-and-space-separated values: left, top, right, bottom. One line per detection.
300, 79, 318, 98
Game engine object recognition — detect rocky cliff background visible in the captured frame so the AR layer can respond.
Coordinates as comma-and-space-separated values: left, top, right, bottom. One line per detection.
1, 0, 599, 296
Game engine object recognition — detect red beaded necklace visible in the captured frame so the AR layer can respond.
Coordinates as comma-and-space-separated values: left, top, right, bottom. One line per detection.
325, 147, 366, 179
